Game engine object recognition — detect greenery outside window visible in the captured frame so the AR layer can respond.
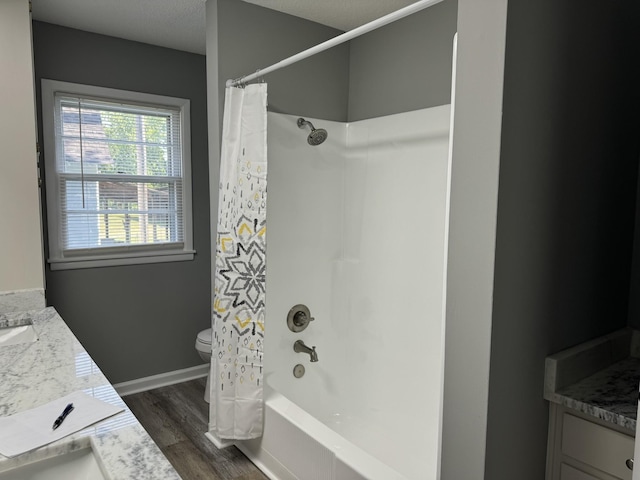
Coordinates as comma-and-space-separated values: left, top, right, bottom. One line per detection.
42, 80, 194, 270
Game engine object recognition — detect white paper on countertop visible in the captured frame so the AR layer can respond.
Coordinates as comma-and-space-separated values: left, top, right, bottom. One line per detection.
0, 391, 124, 457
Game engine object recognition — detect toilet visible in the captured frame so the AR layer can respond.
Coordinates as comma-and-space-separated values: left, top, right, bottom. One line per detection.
195, 328, 212, 403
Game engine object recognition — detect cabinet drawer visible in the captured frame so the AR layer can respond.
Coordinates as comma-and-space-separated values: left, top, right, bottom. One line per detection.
561, 463, 600, 480
562, 413, 634, 480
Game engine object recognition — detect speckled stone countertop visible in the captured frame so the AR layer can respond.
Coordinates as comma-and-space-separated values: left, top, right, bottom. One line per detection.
549, 357, 640, 431
0, 307, 181, 479
545, 329, 640, 432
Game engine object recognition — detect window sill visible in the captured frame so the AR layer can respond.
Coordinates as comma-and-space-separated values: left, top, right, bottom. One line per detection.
48, 249, 196, 271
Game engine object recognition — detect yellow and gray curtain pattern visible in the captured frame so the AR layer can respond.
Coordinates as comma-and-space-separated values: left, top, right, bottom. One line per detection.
211, 84, 267, 439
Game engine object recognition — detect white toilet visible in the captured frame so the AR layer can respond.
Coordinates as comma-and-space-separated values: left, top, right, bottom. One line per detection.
195, 328, 212, 403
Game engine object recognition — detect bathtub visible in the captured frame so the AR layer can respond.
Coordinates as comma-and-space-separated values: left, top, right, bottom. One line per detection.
235, 380, 407, 480
232, 106, 450, 480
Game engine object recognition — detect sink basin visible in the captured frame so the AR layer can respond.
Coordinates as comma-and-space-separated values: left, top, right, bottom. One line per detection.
0, 324, 38, 346
0, 446, 108, 480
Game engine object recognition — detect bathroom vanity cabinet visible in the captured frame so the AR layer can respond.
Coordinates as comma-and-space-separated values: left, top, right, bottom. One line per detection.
544, 330, 640, 480
546, 404, 634, 480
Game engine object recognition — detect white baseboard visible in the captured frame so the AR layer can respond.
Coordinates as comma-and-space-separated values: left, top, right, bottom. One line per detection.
114, 363, 209, 397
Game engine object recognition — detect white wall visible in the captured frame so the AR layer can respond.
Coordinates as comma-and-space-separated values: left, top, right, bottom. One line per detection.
440, 0, 508, 478
263, 111, 346, 395
265, 106, 450, 479
0, 0, 44, 292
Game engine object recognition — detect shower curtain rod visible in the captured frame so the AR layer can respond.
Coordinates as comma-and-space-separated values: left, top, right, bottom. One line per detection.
226, 0, 444, 87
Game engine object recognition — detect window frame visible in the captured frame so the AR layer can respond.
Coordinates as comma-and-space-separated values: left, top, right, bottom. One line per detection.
41, 79, 195, 270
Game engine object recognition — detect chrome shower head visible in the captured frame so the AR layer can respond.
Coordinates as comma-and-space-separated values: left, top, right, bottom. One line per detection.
297, 117, 328, 146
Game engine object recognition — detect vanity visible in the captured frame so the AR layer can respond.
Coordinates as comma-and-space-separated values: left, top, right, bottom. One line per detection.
0, 306, 181, 479
545, 329, 640, 480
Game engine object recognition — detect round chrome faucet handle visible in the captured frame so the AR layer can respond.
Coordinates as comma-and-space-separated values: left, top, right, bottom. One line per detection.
287, 304, 314, 332
293, 311, 307, 327
293, 312, 315, 326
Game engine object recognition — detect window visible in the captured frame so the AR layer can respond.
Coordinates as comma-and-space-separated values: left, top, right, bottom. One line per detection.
41, 80, 194, 270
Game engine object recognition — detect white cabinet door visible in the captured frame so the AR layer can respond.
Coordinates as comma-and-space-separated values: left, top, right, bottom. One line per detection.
562, 414, 634, 479
633, 386, 640, 480
560, 463, 600, 480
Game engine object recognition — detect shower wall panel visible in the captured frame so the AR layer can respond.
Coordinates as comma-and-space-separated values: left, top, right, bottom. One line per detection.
340, 106, 450, 479
265, 112, 347, 403
264, 105, 450, 480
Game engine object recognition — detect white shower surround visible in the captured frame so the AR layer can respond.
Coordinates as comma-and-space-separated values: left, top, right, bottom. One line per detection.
235, 105, 451, 480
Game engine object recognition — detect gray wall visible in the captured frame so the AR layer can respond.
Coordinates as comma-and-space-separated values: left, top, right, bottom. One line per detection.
347, 0, 457, 122
630, 171, 640, 328
216, 0, 457, 127
33, 22, 211, 384
216, 0, 350, 123
485, 1, 640, 478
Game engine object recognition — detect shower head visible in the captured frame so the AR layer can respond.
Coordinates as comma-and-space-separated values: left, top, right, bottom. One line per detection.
297, 117, 328, 146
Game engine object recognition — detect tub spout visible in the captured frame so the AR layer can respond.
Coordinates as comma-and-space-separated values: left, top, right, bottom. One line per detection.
294, 340, 318, 362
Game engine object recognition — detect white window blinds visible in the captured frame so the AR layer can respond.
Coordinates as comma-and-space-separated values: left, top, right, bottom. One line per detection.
42, 80, 194, 270
54, 95, 183, 252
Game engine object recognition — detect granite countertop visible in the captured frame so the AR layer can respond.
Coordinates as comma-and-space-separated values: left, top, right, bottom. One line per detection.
0, 307, 181, 479
545, 329, 640, 433
549, 357, 640, 431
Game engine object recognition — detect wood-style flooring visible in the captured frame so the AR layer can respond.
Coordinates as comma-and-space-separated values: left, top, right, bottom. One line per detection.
123, 378, 268, 480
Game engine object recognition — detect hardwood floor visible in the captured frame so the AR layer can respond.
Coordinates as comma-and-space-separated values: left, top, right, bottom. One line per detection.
123, 378, 268, 480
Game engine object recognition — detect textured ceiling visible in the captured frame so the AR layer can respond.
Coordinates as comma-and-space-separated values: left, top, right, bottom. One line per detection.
31, 0, 207, 54
31, 0, 419, 55
241, 0, 417, 31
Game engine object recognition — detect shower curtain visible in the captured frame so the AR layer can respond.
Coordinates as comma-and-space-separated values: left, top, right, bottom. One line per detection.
210, 83, 268, 439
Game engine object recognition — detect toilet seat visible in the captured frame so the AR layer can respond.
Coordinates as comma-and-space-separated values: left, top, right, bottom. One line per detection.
195, 328, 212, 356
197, 328, 212, 345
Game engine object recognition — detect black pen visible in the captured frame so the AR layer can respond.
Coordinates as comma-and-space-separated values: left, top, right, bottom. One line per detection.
52, 403, 74, 430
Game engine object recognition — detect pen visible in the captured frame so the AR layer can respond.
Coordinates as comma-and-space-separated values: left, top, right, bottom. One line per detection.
52, 403, 74, 430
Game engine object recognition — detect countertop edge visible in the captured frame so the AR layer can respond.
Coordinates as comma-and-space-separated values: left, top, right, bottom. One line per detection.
545, 391, 637, 433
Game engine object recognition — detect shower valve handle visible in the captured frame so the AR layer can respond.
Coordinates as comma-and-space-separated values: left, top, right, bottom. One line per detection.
293, 311, 314, 327
287, 304, 314, 333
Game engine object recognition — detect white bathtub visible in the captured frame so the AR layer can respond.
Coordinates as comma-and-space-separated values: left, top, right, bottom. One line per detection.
234, 106, 450, 480
236, 380, 406, 480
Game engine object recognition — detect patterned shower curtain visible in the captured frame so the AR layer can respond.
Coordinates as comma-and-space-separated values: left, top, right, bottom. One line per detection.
210, 84, 268, 439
